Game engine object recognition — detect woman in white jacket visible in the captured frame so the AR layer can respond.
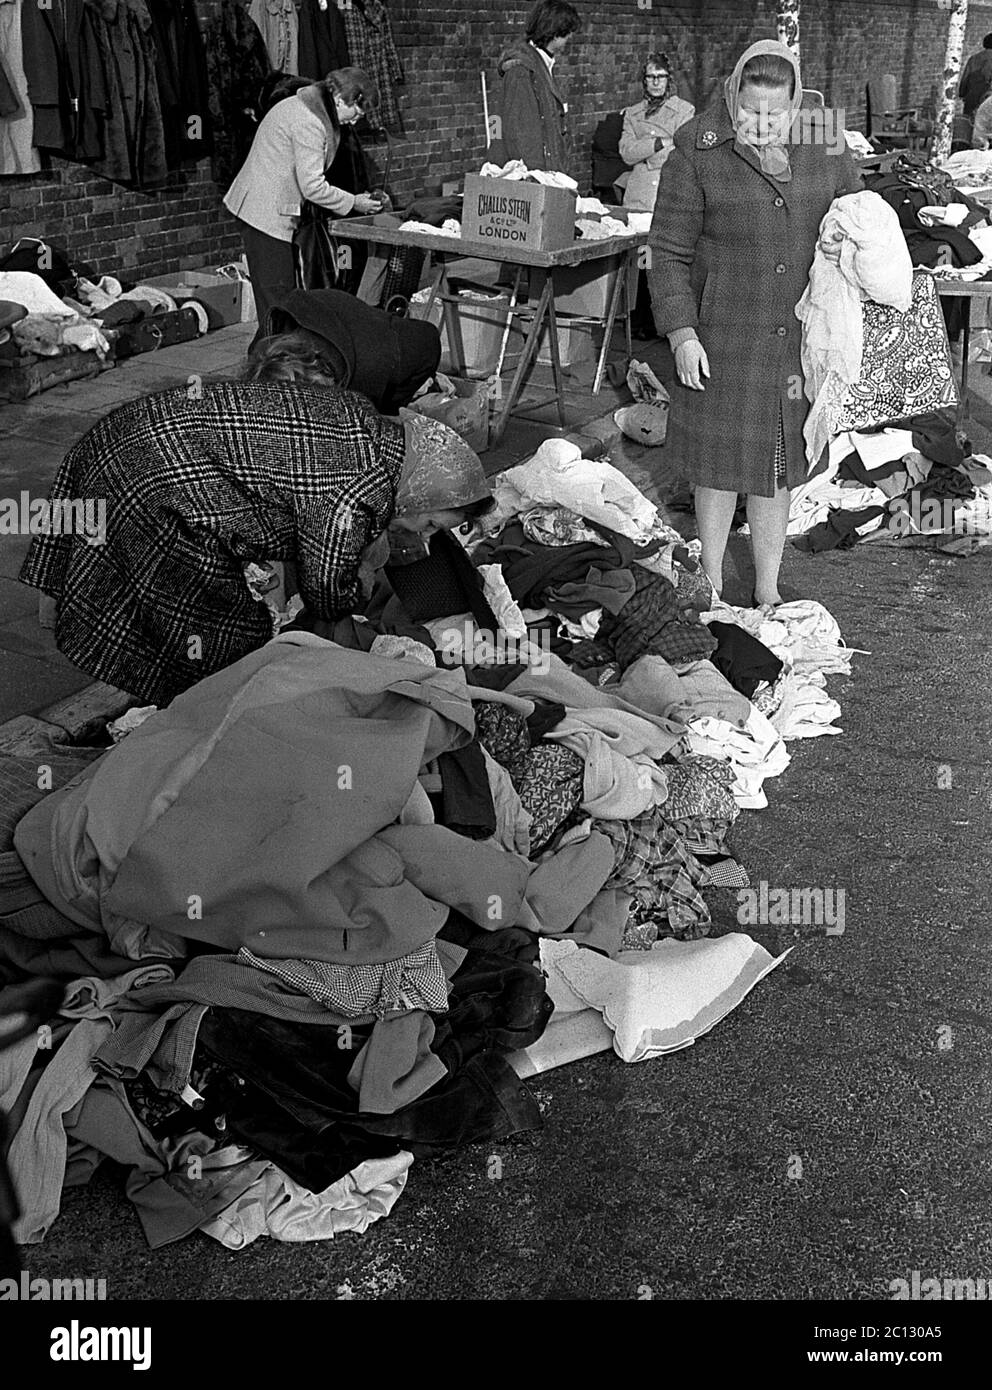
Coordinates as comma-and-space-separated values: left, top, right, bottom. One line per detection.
620, 55, 695, 213
224, 68, 383, 349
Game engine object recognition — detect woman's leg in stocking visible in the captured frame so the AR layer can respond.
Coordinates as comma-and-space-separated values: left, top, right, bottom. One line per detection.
694, 486, 738, 599
746, 486, 791, 606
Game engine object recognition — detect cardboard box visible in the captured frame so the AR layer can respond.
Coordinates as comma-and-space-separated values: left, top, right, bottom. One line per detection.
529, 253, 638, 318
412, 291, 524, 379
140, 272, 242, 328
535, 315, 595, 368
461, 175, 577, 251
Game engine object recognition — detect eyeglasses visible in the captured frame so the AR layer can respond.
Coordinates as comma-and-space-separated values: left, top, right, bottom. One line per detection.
646, 73, 669, 82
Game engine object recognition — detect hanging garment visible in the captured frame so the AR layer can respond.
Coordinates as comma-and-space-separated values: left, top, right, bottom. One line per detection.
19, 0, 107, 160
795, 190, 913, 467
0, 0, 42, 172
145, 0, 212, 169
833, 273, 957, 433
296, 0, 350, 80
200, 0, 270, 187
87, 0, 169, 190
249, 0, 298, 75
341, 0, 403, 133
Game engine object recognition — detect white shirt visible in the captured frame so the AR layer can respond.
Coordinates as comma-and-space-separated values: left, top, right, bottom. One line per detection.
528, 41, 567, 112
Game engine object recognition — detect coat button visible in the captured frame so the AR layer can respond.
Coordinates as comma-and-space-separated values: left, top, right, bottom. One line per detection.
775, 263, 786, 274
774, 196, 785, 207
776, 326, 787, 336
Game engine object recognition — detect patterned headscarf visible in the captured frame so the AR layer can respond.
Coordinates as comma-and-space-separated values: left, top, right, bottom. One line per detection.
394, 410, 493, 517
724, 39, 803, 184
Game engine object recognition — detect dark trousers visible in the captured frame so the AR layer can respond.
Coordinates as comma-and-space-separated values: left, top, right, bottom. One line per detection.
237, 219, 297, 352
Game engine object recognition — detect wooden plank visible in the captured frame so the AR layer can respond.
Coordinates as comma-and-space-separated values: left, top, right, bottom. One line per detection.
38, 682, 134, 740
0, 715, 67, 755
326, 216, 647, 268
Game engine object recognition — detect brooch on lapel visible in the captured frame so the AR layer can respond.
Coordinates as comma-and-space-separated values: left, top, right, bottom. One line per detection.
700, 130, 718, 147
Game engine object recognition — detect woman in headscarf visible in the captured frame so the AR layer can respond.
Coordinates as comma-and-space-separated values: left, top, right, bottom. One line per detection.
619, 52, 695, 213
18, 342, 493, 707
648, 40, 862, 607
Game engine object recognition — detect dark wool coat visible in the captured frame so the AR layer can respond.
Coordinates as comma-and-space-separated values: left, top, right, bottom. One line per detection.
491, 40, 569, 175
19, 0, 108, 160
18, 382, 405, 706
201, 0, 271, 188
146, 0, 213, 169
648, 100, 863, 496
88, 0, 169, 190
296, 0, 350, 81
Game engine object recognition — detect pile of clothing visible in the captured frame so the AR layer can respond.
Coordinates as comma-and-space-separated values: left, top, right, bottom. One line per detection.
0, 441, 859, 1251
0, 237, 216, 368
782, 413, 992, 553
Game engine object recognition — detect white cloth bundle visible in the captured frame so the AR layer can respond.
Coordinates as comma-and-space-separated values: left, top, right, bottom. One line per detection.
795, 191, 913, 467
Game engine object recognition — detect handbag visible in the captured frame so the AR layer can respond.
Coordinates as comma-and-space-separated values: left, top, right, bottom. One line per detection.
293, 201, 342, 292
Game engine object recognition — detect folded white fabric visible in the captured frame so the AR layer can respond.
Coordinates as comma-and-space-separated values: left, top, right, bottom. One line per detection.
0, 270, 75, 317
702, 597, 857, 679
477, 563, 528, 638
850, 427, 916, 471
493, 438, 659, 542
795, 191, 912, 467
397, 219, 460, 237
532, 936, 792, 1063
683, 708, 790, 810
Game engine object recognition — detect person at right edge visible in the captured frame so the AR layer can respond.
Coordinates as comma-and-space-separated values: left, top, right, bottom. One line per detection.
647, 39, 862, 610
490, 0, 581, 175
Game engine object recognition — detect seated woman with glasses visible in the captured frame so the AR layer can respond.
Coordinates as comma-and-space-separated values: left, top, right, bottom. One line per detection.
224, 67, 385, 350
619, 53, 695, 213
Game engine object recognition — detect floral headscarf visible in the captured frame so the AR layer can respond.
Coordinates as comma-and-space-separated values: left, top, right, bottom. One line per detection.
394, 410, 492, 517
724, 39, 803, 183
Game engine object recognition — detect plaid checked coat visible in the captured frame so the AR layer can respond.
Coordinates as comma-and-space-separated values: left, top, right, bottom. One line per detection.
648, 101, 862, 496
19, 381, 404, 705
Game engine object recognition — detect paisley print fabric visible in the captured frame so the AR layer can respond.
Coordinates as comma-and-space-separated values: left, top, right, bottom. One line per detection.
835, 273, 956, 432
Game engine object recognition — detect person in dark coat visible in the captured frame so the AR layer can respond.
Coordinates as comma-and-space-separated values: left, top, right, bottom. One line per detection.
251, 287, 441, 415
18, 352, 493, 707
959, 34, 992, 133
648, 39, 862, 608
490, 0, 580, 174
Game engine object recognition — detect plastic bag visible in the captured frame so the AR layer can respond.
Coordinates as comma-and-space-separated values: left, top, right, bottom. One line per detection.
613, 358, 671, 446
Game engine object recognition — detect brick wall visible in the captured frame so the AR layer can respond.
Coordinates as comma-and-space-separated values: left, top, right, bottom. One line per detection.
2, 0, 991, 283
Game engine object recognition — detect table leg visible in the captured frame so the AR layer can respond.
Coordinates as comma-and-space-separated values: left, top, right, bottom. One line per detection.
493, 265, 524, 383
959, 296, 971, 422
491, 273, 555, 444
544, 281, 567, 428
593, 252, 629, 394
621, 251, 634, 363
423, 260, 446, 317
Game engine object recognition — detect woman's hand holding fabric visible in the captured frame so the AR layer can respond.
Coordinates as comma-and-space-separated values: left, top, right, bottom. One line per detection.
675, 339, 710, 390
353, 192, 384, 215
